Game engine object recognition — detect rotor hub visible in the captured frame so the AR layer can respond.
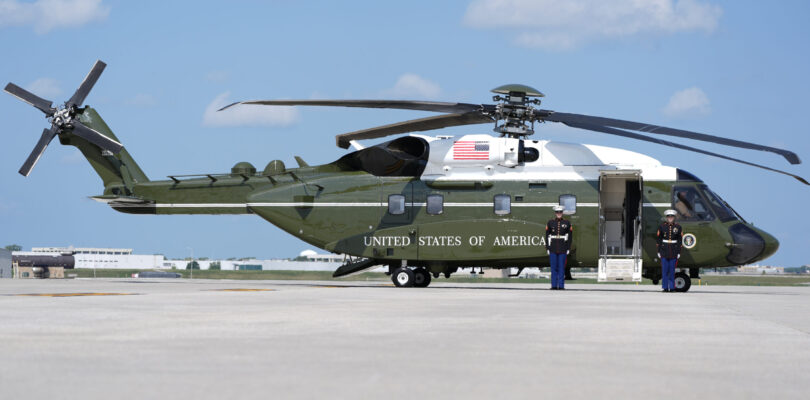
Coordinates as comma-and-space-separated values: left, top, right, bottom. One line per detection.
490, 89, 543, 138
51, 106, 73, 128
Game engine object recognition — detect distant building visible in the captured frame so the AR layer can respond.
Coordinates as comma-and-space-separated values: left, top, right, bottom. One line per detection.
298, 249, 345, 263
18, 247, 164, 269
12, 246, 381, 272
737, 264, 785, 275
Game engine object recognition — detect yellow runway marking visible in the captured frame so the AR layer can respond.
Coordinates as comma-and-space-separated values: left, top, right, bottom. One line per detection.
209, 288, 275, 292
12, 292, 138, 297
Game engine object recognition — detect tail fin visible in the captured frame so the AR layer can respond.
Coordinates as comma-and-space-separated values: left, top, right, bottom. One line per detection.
67, 107, 149, 195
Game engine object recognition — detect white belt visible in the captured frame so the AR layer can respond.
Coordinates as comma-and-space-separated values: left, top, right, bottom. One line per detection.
549, 234, 569, 240
662, 239, 678, 244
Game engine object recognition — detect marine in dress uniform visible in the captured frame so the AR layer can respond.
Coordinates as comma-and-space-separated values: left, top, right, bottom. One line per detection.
545, 205, 573, 290
656, 209, 683, 292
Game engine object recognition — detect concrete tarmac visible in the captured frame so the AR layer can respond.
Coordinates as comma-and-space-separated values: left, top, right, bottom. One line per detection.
0, 278, 808, 399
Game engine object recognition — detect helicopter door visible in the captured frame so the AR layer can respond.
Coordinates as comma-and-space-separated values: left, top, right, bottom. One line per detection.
597, 170, 643, 282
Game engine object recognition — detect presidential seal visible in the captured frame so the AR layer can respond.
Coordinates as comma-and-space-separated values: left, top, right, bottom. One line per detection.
682, 233, 697, 249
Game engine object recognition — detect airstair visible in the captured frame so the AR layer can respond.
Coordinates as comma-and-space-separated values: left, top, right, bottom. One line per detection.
597, 171, 643, 282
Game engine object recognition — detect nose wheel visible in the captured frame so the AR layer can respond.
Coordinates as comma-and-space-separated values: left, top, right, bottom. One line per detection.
674, 272, 692, 292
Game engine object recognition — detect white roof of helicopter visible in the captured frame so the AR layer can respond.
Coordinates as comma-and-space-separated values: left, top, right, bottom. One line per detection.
416, 134, 677, 182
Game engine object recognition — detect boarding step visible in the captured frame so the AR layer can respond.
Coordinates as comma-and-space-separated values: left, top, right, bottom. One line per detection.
598, 256, 642, 282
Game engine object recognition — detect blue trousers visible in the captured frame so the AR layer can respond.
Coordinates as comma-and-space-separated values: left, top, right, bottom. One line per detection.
661, 257, 677, 290
549, 252, 567, 289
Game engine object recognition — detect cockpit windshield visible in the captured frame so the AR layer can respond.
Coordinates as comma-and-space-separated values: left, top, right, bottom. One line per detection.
699, 185, 740, 222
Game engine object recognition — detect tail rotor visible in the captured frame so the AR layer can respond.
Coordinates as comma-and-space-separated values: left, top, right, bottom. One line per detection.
4, 60, 123, 176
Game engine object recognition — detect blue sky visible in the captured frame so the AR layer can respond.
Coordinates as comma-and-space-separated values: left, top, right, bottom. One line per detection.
1, 0, 808, 266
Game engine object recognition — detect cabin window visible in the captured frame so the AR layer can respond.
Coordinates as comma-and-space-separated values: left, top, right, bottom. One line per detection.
672, 186, 714, 221
388, 194, 405, 215
426, 194, 444, 215
494, 194, 511, 215
559, 194, 576, 215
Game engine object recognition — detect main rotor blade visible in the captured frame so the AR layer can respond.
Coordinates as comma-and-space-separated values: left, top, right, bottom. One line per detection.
336, 112, 493, 149
4, 83, 54, 115
19, 127, 58, 176
70, 121, 123, 153
544, 112, 801, 165
563, 121, 808, 186
219, 99, 482, 114
67, 60, 106, 108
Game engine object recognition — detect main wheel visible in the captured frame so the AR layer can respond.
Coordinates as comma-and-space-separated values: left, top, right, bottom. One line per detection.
413, 268, 432, 288
674, 272, 691, 292
392, 267, 414, 287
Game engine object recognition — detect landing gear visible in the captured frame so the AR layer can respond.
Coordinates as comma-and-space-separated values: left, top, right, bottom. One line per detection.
413, 268, 431, 288
392, 267, 414, 287
392, 267, 432, 288
674, 272, 691, 292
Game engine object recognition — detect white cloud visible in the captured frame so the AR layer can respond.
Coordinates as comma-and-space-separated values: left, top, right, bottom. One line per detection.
0, 0, 109, 34
464, 0, 721, 50
383, 73, 441, 99
203, 92, 299, 127
663, 87, 710, 117
25, 77, 61, 98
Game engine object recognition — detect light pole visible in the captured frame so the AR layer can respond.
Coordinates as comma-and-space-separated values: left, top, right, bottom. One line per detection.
186, 246, 194, 279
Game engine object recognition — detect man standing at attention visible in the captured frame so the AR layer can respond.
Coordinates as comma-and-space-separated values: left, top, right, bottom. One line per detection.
657, 209, 683, 292
546, 205, 573, 290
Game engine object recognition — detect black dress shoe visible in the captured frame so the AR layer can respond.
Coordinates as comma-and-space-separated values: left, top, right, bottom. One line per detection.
662, 289, 669, 292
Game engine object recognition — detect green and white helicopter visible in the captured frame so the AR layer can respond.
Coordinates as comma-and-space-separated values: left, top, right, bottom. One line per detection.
5, 61, 806, 291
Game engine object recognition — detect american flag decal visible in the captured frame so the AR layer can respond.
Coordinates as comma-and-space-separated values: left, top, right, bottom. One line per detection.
453, 140, 490, 160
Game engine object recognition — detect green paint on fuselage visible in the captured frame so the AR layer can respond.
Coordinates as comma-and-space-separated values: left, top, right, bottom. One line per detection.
66, 108, 777, 272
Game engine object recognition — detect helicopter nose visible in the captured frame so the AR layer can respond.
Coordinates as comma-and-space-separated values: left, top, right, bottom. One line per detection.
726, 223, 779, 265
755, 227, 779, 262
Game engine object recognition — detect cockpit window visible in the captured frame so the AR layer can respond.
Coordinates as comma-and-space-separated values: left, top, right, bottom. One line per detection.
672, 186, 714, 222
699, 185, 737, 222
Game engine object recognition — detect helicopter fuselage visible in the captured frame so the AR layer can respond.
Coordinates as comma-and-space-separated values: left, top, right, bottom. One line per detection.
96, 126, 778, 281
